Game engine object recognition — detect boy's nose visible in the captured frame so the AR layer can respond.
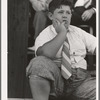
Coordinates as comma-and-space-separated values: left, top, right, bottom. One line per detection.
62, 15, 67, 19
63, 13, 68, 17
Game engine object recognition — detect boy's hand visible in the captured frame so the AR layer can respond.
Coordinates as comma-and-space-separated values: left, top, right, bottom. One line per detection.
53, 19, 68, 35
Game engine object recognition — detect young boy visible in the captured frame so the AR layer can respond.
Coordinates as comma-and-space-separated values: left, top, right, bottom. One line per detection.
26, 0, 96, 100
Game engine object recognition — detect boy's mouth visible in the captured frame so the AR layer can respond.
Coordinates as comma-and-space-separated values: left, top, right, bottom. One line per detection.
63, 20, 68, 24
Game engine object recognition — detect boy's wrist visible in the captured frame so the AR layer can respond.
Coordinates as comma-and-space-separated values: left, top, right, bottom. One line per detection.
59, 31, 67, 37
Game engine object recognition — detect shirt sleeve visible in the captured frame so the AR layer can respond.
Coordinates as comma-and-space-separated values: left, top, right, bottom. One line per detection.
35, 27, 53, 53
80, 29, 96, 54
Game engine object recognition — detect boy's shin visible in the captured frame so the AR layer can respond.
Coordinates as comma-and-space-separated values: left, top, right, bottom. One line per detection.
29, 76, 50, 100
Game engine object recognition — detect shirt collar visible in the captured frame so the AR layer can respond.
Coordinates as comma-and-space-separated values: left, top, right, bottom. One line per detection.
50, 25, 57, 35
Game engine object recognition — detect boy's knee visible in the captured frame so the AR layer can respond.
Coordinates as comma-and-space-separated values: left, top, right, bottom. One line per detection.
27, 56, 63, 97
26, 56, 58, 80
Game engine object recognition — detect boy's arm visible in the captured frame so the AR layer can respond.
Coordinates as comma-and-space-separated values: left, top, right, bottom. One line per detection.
36, 21, 68, 59
81, 29, 96, 54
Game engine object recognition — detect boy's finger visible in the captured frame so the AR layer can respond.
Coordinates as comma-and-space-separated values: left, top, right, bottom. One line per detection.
55, 18, 60, 25
61, 21, 66, 24
61, 21, 67, 26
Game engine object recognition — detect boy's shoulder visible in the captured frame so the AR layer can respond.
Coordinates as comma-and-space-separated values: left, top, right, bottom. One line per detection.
69, 25, 88, 36
37, 24, 56, 38
69, 25, 81, 29
42, 25, 52, 31
41, 24, 56, 34
69, 25, 85, 32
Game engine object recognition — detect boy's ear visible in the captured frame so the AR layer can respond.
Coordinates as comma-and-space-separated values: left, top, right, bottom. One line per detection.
48, 12, 53, 20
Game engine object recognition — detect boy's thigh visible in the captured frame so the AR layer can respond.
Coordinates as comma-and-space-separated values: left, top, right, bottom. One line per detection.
72, 77, 96, 100
27, 56, 64, 95
27, 56, 61, 77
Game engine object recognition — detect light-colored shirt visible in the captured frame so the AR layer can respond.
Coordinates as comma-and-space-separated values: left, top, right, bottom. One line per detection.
29, 0, 52, 11
75, 0, 92, 8
35, 25, 96, 69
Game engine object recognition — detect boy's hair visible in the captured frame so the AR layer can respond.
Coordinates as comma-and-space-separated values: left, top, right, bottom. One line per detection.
48, 0, 73, 13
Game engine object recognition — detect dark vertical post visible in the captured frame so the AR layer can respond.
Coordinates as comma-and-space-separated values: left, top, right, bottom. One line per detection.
8, 0, 29, 98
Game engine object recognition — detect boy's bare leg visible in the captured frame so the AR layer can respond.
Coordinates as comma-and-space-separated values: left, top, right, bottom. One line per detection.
29, 76, 50, 100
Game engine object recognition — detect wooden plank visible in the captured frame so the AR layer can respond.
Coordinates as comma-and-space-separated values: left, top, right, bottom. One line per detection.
8, 0, 29, 98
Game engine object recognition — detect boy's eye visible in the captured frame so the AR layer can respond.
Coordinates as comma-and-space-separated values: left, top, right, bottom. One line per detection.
66, 11, 71, 14
58, 11, 64, 14
58, 11, 71, 15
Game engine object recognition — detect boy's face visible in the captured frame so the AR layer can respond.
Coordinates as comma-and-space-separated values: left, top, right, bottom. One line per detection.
49, 5, 72, 28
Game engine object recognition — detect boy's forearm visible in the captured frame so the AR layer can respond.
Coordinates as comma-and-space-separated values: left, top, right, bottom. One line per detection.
36, 32, 67, 59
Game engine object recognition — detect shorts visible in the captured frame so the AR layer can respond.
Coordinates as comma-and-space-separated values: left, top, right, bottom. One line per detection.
26, 56, 96, 100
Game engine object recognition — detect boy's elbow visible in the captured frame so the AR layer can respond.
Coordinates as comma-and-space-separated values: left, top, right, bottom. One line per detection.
36, 48, 43, 56
36, 48, 55, 59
